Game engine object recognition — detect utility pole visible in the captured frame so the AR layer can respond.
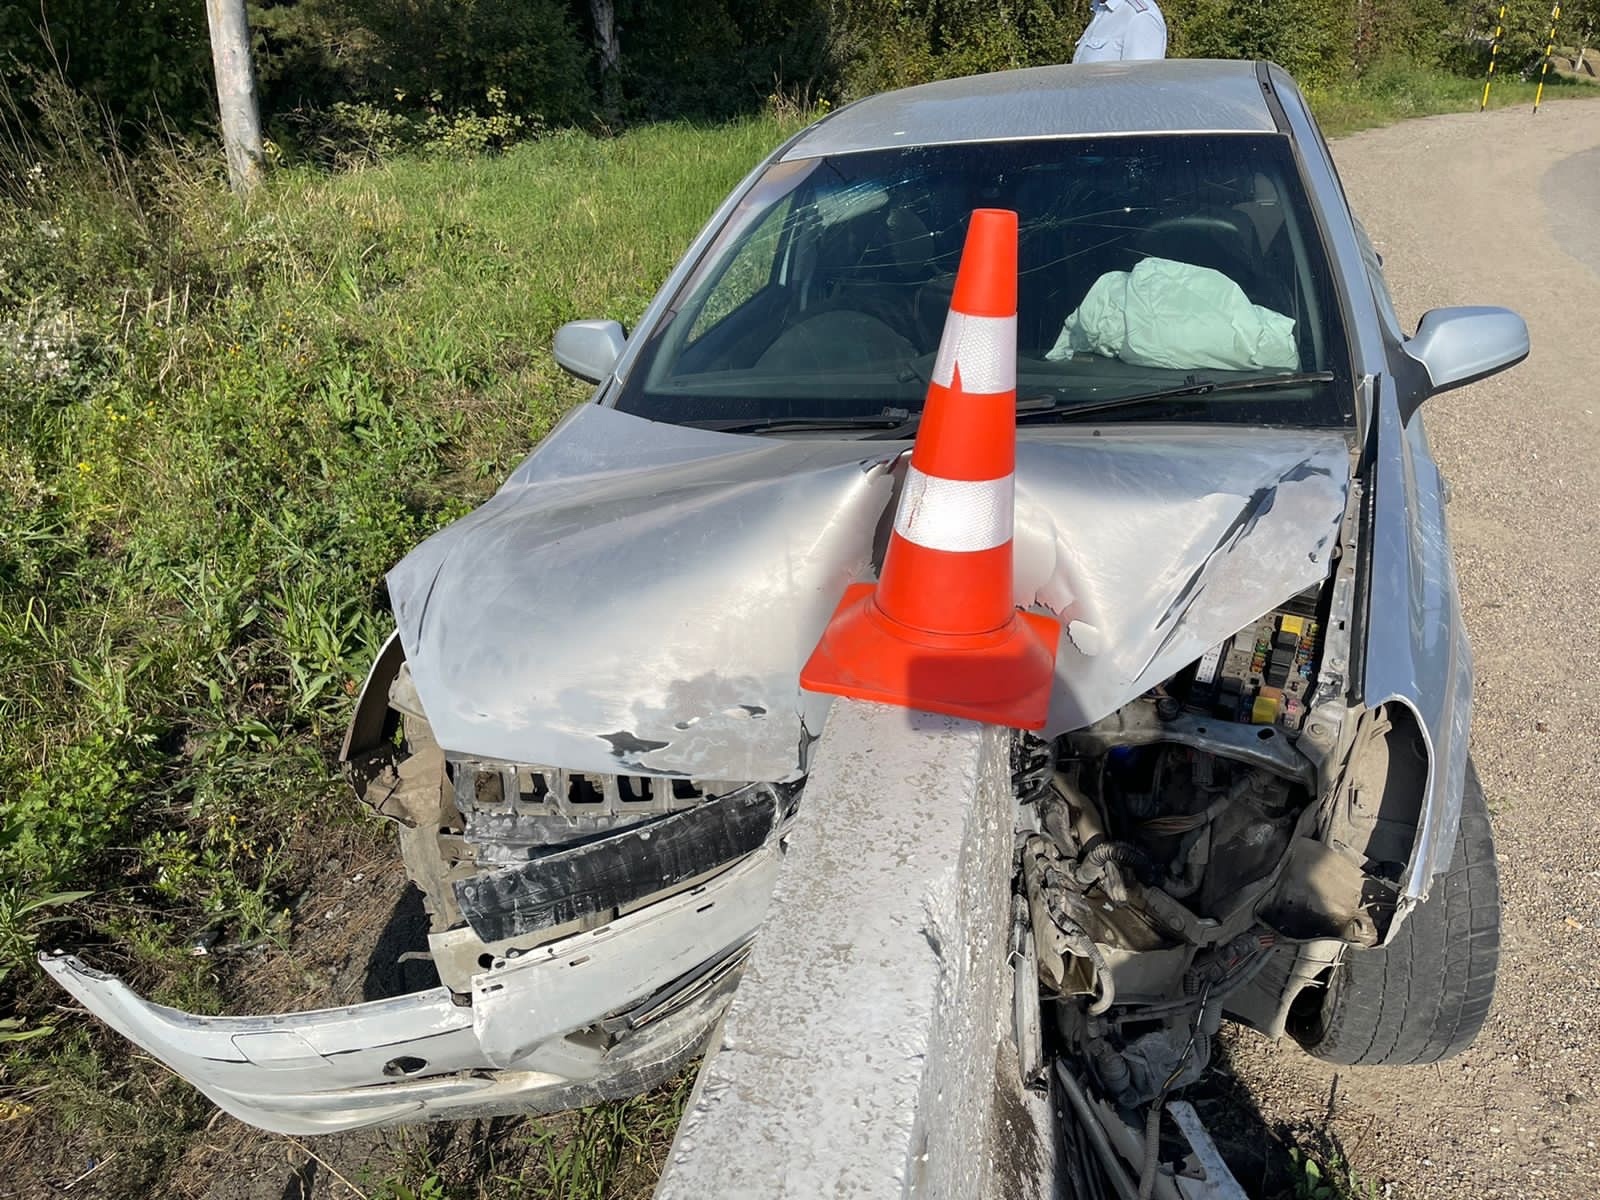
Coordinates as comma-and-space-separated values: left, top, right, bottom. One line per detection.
204, 0, 264, 193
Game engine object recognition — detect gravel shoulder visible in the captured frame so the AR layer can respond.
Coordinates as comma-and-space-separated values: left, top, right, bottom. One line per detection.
1218, 98, 1600, 1200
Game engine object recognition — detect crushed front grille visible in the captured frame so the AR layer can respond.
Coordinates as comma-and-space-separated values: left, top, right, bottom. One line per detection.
448, 757, 738, 864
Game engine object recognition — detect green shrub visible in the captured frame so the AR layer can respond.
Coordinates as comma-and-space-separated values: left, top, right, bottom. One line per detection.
0, 0, 212, 136
320, 100, 417, 162
1167, 0, 1357, 86
835, 0, 1089, 97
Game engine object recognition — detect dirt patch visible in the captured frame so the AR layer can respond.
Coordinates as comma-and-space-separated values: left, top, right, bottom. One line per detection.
206, 828, 436, 1019
0, 817, 433, 1200
161, 821, 431, 1200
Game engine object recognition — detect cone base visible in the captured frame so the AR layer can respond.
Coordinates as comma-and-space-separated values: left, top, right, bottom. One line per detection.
800, 583, 1060, 731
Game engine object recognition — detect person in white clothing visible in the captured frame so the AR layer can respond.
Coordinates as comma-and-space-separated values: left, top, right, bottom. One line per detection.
1072, 0, 1168, 63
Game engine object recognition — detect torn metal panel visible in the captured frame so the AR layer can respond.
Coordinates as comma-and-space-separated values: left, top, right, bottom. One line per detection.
450, 757, 714, 860
1063, 702, 1315, 788
455, 783, 782, 944
1013, 426, 1347, 731
387, 404, 897, 784
387, 403, 1349, 781
37, 842, 779, 1136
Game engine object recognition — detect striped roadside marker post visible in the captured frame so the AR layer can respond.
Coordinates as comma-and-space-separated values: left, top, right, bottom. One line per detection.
1481, 3, 1507, 111
1535, 2, 1564, 113
800, 209, 1060, 730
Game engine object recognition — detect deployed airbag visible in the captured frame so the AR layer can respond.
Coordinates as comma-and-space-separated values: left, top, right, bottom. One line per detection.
1046, 257, 1298, 372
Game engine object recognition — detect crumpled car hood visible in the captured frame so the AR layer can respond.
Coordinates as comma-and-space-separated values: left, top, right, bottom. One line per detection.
388, 404, 1349, 781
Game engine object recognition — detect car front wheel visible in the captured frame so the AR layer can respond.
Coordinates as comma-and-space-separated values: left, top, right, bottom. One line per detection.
1293, 760, 1501, 1066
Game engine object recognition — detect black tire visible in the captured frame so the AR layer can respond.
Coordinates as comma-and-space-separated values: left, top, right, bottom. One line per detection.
1294, 759, 1500, 1066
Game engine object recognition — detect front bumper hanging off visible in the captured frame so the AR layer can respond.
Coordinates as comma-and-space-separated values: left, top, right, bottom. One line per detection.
40, 845, 778, 1135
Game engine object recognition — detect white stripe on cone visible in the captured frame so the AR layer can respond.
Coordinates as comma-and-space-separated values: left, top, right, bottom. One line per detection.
893, 466, 1014, 553
930, 312, 1018, 395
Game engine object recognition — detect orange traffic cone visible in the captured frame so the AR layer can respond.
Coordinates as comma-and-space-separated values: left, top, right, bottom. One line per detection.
800, 208, 1060, 730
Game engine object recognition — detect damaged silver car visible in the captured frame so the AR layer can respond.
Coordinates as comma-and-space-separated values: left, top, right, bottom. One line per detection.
45, 60, 1527, 1142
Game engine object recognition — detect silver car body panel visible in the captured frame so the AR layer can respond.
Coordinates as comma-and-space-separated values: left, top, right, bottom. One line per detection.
781, 61, 1278, 161
40, 844, 779, 1135
1361, 378, 1473, 901
387, 403, 1348, 781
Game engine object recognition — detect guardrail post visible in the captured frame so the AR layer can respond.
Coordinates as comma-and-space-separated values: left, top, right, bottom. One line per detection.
654, 699, 1058, 1198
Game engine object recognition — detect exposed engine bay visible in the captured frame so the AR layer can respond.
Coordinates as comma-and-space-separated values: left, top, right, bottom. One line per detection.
1015, 590, 1377, 1116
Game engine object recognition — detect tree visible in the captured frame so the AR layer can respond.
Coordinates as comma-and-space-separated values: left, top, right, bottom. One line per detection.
0, 0, 214, 137
590, 0, 620, 113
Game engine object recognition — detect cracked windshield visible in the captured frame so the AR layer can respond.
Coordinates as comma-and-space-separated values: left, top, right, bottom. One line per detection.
616, 134, 1354, 432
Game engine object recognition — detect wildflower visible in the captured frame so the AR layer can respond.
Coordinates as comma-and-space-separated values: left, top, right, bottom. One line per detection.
0, 305, 78, 382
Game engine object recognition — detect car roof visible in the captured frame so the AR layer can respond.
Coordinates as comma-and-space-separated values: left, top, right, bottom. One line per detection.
782, 60, 1282, 161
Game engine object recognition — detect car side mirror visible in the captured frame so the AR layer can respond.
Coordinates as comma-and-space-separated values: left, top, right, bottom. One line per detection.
1399, 306, 1528, 423
553, 319, 626, 384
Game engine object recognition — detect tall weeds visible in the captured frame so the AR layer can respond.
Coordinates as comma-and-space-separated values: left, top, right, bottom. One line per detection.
0, 71, 792, 1193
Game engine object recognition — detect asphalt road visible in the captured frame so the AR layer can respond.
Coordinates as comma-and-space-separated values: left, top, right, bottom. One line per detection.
1220, 99, 1600, 1199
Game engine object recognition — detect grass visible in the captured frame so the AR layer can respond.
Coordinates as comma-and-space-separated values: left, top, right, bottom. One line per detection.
0, 86, 795, 1195
0, 108, 793, 962
0, 56, 1594, 1196
1307, 55, 1596, 135
1288, 1145, 1379, 1200
364, 1072, 696, 1200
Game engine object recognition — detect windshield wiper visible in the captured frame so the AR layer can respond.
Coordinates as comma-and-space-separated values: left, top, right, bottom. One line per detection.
1017, 372, 1337, 423
685, 372, 1335, 436
690, 411, 914, 435
857, 395, 1056, 441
